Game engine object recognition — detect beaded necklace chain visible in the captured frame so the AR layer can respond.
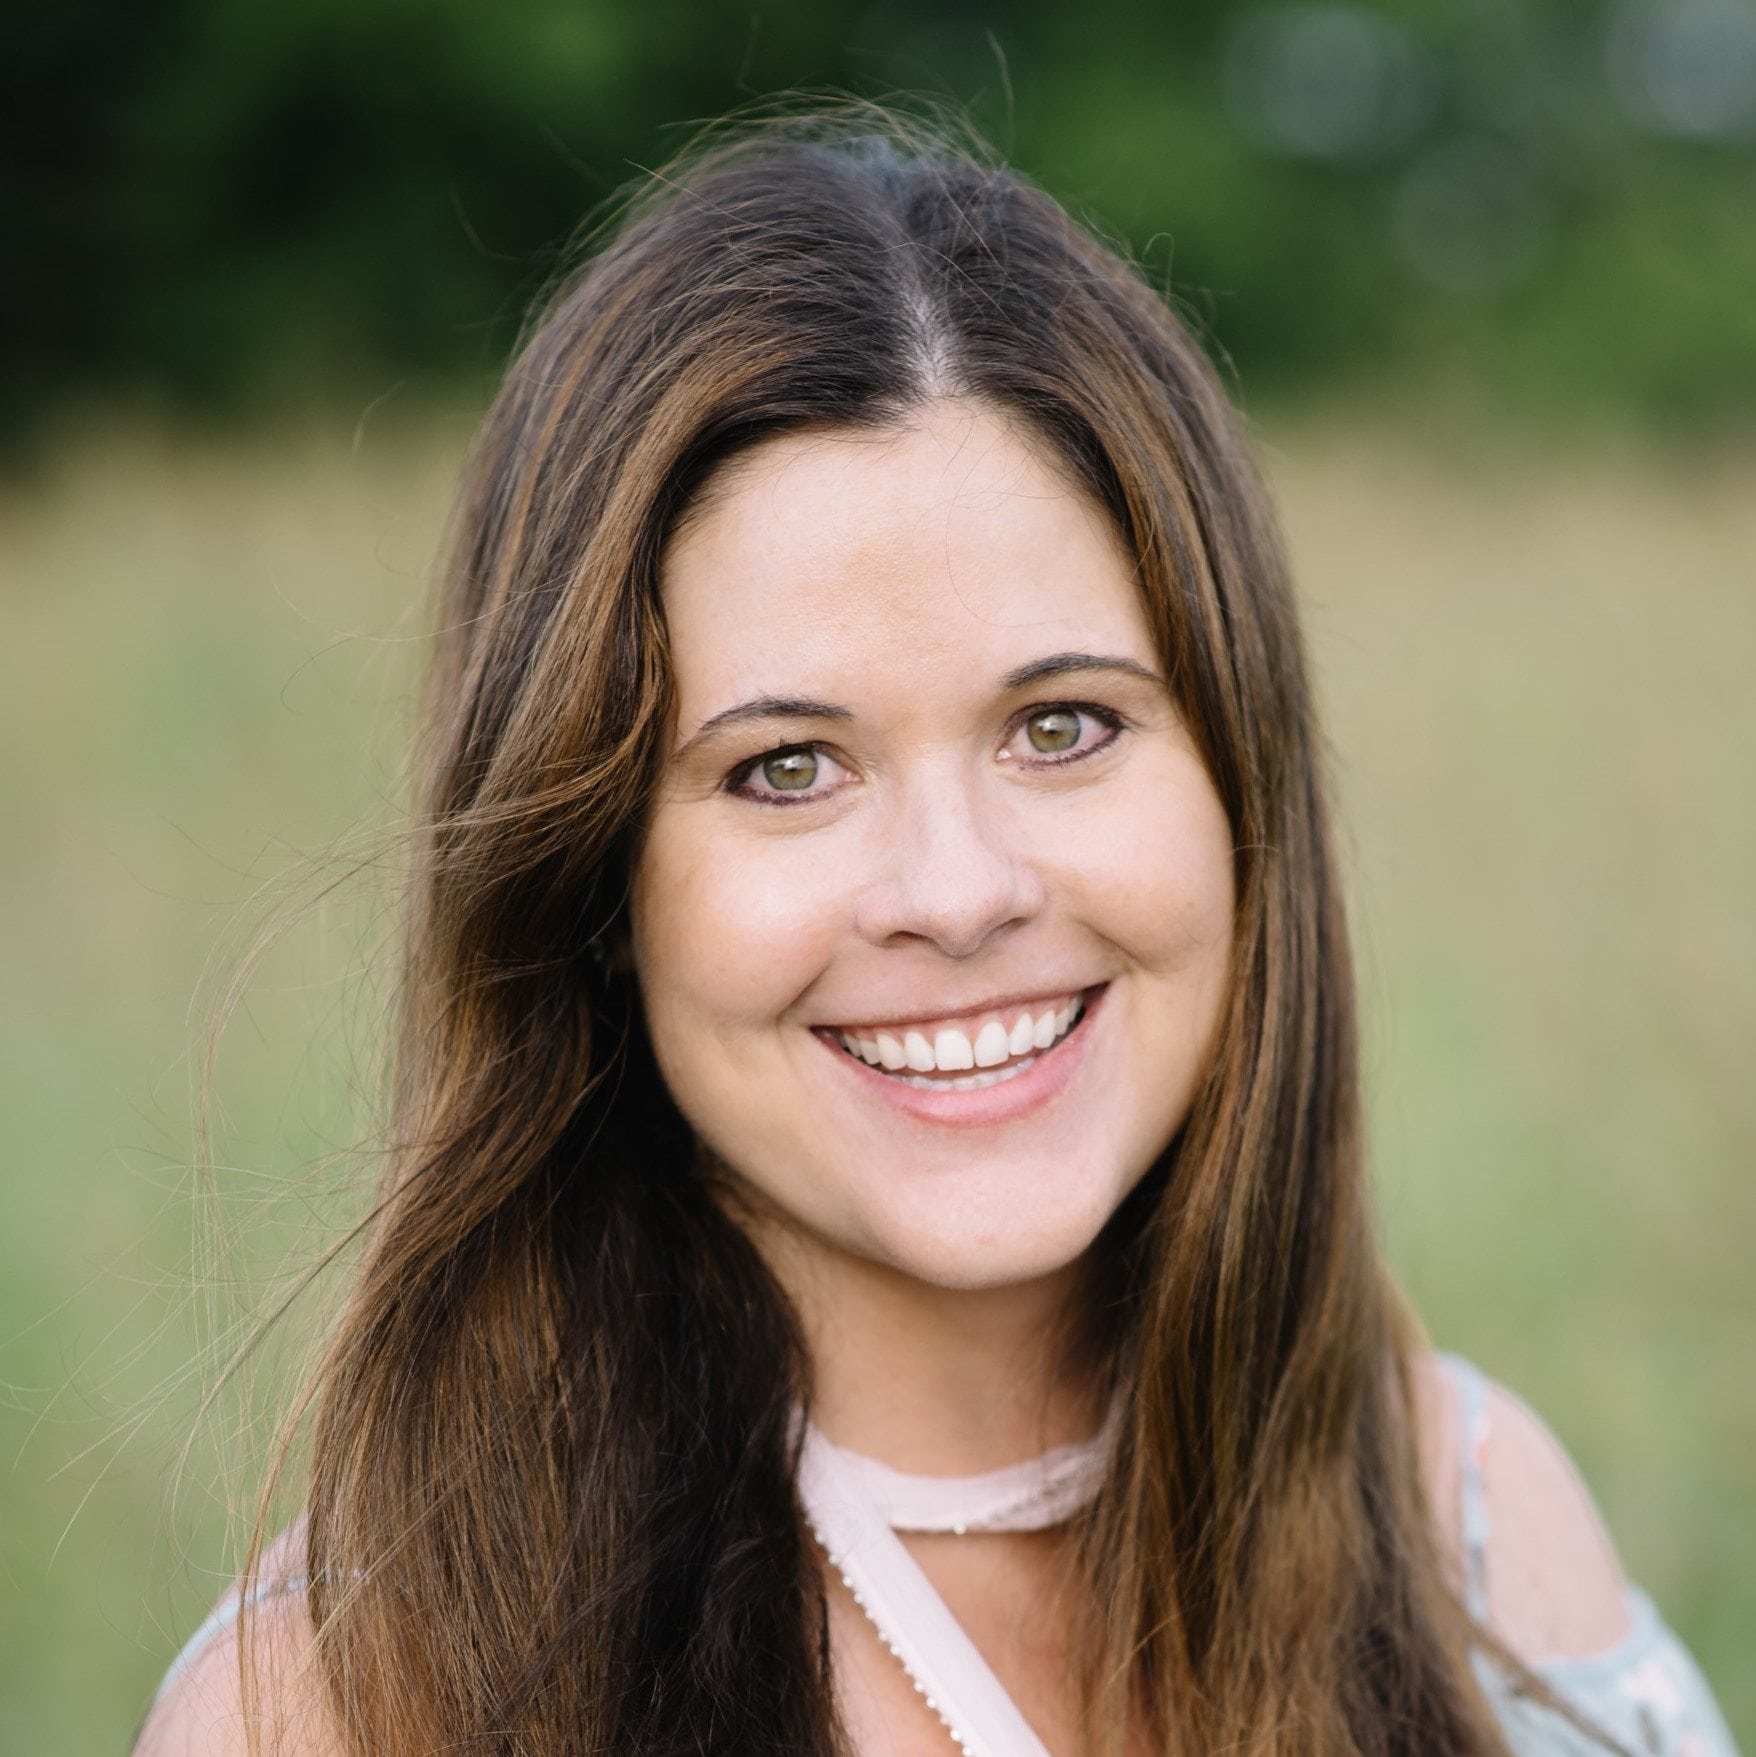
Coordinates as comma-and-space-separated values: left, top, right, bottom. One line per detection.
797, 1403, 1121, 1755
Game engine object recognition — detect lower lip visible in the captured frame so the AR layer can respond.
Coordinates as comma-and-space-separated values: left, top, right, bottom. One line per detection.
813, 984, 1108, 1130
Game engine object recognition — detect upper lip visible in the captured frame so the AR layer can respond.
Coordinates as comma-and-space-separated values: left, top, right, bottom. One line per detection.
813, 982, 1100, 1036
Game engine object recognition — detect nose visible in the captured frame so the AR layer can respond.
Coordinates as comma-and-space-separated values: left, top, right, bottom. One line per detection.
851, 770, 1046, 958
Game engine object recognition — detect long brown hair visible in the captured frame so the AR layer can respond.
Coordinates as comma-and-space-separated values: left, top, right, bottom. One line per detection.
245, 104, 1527, 1754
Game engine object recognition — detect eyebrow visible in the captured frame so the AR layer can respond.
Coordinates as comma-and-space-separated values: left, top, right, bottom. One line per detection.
673, 694, 855, 762
999, 652, 1164, 692
672, 651, 1165, 760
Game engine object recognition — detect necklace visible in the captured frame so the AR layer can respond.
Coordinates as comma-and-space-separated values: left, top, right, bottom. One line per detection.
797, 1400, 1122, 1756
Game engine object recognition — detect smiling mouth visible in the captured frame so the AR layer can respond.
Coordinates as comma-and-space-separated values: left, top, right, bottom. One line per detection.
816, 988, 1097, 1093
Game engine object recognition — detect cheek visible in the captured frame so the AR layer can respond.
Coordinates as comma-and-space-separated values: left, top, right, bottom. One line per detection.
630, 813, 848, 1045
1057, 753, 1237, 981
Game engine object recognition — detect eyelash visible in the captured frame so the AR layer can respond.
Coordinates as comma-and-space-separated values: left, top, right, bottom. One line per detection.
722, 701, 1129, 807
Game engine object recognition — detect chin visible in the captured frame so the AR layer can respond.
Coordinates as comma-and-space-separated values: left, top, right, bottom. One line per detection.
855, 1180, 1123, 1293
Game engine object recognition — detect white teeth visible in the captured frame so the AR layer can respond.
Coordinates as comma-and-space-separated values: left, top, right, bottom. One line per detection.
834, 993, 1090, 1079
933, 1027, 974, 1070
896, 1056, 1035, 1091
973, 1021, 1010, 1067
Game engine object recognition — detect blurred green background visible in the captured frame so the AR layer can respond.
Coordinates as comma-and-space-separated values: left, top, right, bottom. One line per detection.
2, 2, 1752, 1750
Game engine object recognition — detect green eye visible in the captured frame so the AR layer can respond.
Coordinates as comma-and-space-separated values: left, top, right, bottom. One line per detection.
762, 748, 818, 790
1025, 709, 1082, 753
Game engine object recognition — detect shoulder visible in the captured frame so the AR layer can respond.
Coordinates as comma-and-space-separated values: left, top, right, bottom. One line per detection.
133, 1521, 344, 1757
1408, 1350, 1636, 1663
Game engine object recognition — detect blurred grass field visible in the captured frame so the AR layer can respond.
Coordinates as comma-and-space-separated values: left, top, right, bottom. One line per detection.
0, 405, 1750, 1751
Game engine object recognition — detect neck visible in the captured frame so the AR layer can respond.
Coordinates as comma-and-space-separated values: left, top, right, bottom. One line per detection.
747, 1207, 1108, 1476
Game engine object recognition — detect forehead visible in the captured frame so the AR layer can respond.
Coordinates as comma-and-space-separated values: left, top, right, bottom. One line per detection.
658, 401, 1157, 718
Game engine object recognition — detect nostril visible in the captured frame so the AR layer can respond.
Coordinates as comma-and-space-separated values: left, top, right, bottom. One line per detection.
851, 821, 1046, 955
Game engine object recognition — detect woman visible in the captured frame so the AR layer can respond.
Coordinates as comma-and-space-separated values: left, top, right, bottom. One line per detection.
138, 111, 1738, 1755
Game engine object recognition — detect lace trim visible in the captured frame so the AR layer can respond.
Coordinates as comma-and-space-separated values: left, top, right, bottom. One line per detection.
810, 1393, 1121, 1534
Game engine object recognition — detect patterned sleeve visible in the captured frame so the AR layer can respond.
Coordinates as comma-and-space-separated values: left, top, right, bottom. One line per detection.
1437, 1352, 1741, 1757
1477, 1589, 1742, 1756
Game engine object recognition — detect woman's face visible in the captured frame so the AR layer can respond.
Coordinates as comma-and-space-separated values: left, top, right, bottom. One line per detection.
630, 399, 1235, 1293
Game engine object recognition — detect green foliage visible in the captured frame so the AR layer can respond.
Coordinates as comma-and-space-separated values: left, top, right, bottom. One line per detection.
7, 0, 1756, 433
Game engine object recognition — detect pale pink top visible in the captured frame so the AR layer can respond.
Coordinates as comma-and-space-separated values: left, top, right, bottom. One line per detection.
152, 1357, 1741, 1755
